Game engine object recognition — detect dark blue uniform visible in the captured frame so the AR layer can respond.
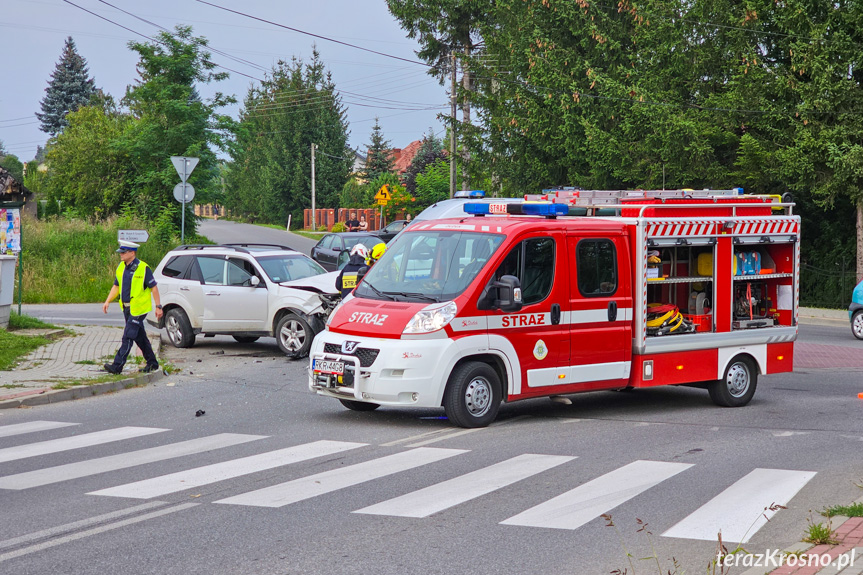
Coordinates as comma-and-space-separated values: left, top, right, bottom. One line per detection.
108, 259, 159, 372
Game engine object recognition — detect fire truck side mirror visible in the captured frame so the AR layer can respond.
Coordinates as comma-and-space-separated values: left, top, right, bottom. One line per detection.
493, 275, 523, 312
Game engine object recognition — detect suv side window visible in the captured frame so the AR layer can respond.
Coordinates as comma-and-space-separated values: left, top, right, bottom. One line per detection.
226, 257, 258, 287
492, 237, 555, 305
576, 239, 617, 296
162, 256, 193, 279
197, 256, 226, 285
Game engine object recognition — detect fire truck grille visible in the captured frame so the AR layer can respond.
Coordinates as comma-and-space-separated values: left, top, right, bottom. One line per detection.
323, 343, 380, 367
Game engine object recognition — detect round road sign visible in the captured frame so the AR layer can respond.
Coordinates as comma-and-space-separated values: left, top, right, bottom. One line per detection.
173, 183, 195, 203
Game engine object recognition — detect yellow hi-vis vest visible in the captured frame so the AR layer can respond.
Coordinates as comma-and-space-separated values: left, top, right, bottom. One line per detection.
115, 261, 152, 316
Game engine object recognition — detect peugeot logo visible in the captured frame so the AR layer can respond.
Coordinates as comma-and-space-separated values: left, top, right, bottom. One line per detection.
342, 341, 360, 354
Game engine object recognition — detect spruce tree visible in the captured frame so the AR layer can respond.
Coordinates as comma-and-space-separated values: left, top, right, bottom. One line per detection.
36, 37, 97, 135
364, 118, 395, 182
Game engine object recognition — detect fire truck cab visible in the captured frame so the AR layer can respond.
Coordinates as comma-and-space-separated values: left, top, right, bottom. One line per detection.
309, 189, 800, 428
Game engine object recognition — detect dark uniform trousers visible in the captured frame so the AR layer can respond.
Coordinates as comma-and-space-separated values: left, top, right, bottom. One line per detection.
111, 305, 158, 368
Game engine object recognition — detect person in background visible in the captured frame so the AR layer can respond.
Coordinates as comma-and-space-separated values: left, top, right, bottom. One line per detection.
359, 215, 368, 232
102, 240, 162, 374
336, 244, 369, 298
347, 212, 360, 232
405, 213, 412, 223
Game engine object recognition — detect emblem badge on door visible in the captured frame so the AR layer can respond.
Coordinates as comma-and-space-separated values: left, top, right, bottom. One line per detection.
533, 340, 548, 360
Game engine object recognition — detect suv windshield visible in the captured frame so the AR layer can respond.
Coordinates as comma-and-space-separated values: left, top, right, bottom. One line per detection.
355, 230, 505, 303
256, 254, 325, 283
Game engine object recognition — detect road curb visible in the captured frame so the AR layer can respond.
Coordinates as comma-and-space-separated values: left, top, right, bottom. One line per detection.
0, 368, 165, 409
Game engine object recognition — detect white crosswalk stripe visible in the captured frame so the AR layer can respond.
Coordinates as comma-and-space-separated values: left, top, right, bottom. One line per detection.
500, 460, 693, 530
661, 468, 817, 542
89, 440, 367, 499
215, 447, 468, 508
0, 433, 267, 490
355, 454, 575, 518
0, 421, 79, 438
0, 427, 168, 463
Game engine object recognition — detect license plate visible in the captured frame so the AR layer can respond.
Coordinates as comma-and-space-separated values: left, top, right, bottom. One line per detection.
314, 360, 345, 375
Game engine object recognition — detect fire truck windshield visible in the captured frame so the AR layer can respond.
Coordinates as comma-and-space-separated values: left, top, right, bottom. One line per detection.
355, 230, 505, 303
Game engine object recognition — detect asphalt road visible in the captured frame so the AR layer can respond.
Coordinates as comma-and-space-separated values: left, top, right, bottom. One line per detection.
197, 219, 320, 256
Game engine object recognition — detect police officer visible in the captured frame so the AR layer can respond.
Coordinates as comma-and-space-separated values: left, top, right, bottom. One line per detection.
102, 240, 163, 374
336, 244, 369, 298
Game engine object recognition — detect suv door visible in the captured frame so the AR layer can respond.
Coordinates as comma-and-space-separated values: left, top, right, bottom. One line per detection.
161, 255, 205, 328
220, 257, 268, 331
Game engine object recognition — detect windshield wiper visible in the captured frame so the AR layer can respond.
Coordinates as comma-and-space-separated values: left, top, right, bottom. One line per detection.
363, 282, 396, 301
382, 291, 440, 302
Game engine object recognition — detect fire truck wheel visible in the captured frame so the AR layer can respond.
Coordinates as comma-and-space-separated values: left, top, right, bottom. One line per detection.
338, 399, 380, 412
709, 356, 757, 407
276, 313, 312, 359
852, 311, 863, 340
443, 362, 501, 428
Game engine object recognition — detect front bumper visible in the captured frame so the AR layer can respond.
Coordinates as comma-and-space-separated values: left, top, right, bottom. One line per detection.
308, 330, 456, 408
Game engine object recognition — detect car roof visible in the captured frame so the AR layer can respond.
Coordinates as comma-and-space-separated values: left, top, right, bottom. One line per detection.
166, 244, 306, 258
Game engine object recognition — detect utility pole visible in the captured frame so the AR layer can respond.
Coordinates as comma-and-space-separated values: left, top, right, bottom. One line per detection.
311, 142, 317, 228
449, 50, 457, 198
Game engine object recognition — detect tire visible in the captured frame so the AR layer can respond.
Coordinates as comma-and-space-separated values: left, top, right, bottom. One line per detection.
708, 356, 757, 407
443, 361, 501, 428
164, 308, 195, 348
276, 313, 313, 359
232, 335, 260, 344
852, 311, 863, 340
338, 398, 380, 412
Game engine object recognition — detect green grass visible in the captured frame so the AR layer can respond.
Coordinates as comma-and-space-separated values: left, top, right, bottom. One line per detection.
825, 502, 863, 517
0, 331, 50, 370
7, 311, 59, 331
290, 230, 326, 240
51, 373, 126, 390
1, 384, 26, 389
21, 216, 211, 303
803, 521, 839, 545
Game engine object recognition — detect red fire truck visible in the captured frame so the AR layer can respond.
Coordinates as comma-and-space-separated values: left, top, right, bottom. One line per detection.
309, 189, 800, 428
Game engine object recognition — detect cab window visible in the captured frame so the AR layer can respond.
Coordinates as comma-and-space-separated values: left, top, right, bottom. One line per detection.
576, 239, 617, 296
492, 237, 555, 305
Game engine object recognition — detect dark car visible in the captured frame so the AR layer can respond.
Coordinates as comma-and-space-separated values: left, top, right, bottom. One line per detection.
373, 220, 410, 243
310, 232, 384, 271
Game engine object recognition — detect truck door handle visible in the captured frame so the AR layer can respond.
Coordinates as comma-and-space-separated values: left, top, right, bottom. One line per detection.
551, 304, 561, 325
608, 301, 618, 322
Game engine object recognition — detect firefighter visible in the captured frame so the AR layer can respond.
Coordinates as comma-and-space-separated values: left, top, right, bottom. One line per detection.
367, 242, 386, 267
336, 244, 369, 298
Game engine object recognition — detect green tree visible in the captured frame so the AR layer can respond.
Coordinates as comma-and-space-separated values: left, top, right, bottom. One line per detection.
226, 50, 351, 225
414, 159, 450, 207
120, 26, 235, 236
339, 178, 372, 209
36, 36, 97, 135
44, 104, 133, 218
402, 128, 446, 194
364, 118, 395, 182
0, 154, 24, 183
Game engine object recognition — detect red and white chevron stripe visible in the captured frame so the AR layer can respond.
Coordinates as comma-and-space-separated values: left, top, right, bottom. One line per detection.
645, 219, 799, 237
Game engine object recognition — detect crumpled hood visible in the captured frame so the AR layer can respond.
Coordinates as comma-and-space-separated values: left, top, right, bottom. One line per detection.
279, 271, 340, 294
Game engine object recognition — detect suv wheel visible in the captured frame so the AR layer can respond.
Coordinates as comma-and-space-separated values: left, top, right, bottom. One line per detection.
276, 313, 313, 359
165, 308, 195, 348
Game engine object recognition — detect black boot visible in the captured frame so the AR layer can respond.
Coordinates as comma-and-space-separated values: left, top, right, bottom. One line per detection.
103, 363, 123, 374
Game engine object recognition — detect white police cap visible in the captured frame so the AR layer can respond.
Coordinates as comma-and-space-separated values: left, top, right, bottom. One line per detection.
116, 240, 140, 253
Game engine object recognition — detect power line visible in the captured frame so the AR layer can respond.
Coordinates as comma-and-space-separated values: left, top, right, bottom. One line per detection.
0, 116, 36, 123
192, 0, 430, 67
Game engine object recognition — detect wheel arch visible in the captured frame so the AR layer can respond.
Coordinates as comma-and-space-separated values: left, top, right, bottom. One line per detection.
442, 353, 510, 406
717, 346, 765, 379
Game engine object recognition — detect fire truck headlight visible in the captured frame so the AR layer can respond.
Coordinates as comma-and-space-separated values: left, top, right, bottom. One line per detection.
403, 301, 457, 334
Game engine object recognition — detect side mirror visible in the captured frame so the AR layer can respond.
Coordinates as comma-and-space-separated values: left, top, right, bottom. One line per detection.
337, 249, 350, 270
493, 275, 523, 312
357, 266, 369, 283
249, 276, 260, 287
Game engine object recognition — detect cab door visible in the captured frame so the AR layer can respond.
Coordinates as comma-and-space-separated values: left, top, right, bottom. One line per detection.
484, 233, 571, 399
565, 233, 633, 390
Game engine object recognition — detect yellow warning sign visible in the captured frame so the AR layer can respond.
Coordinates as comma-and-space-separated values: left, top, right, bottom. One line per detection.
374, 185, 391, 201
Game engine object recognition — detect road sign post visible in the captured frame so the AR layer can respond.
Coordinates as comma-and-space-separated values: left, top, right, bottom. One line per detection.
118, 230, 150, 243
171, 157, 199, 244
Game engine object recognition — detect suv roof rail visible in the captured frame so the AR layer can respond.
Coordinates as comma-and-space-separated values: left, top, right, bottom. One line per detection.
173, 244, 251, 254
223, 243, 295, 252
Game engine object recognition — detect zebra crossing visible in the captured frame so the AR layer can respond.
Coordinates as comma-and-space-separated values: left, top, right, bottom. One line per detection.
0, 420, 817, 543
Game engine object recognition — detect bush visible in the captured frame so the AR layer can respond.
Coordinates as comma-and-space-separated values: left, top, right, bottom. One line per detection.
332, 222, 347, 233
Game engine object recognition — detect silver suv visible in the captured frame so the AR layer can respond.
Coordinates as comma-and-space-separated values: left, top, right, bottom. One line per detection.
147, 244, 340, 358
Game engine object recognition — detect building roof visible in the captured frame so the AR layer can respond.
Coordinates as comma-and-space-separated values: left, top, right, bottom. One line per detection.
0, 166, 32, 202
391, 140, 422, 174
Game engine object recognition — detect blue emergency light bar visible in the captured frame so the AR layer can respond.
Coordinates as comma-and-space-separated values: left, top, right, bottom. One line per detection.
453, 189, 486, 198
463, 202, 568, 218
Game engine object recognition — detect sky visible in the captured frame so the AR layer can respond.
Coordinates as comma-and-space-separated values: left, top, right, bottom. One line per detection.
0, 0, 449, 161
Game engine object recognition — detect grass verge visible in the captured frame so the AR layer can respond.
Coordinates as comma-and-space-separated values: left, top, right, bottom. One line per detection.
8, 311, 60, 330
825, 502, 863, 517
0, 331, 50, 370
